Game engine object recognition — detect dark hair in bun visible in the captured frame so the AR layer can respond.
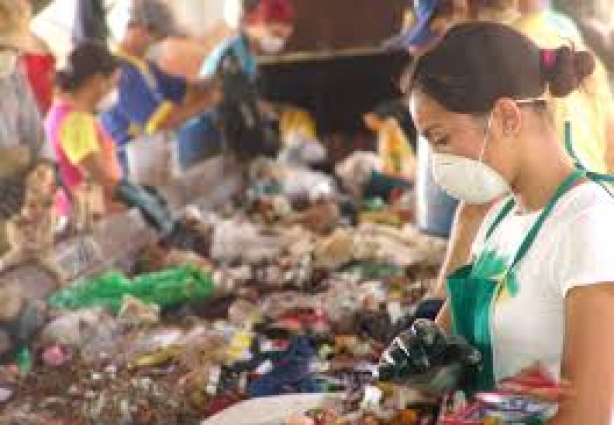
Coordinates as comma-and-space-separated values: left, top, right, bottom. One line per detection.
55, 41, 119, 92
541, 46, 595, 97
405, 22, 596, 114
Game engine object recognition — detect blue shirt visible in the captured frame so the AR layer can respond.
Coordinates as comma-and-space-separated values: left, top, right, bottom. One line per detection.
175, 36, 259, 169
101, 49, 188, 146
200, 35, 258, 80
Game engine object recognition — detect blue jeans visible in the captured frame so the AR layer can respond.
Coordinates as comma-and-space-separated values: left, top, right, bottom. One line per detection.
176, 111, 222, 170
416, 137, 458, 238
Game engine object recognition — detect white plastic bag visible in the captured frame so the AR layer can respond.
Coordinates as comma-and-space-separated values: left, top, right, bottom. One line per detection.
278, 134, 327, 166
30, 0, 77, 66
335, 151, 382, 198
202, 393, 343, 425
211, 220, 287, 264
125, 132, 178, 187
280, 167, 337, 203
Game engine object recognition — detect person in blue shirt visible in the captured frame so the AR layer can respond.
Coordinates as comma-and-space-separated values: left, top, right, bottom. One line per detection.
176, 0, 296, 169
100, 0, 220, 183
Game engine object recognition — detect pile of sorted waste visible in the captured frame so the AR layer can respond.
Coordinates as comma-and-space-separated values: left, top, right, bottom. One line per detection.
0, 158, 449, 425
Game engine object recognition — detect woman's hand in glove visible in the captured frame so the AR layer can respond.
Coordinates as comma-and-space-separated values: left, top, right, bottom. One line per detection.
376, 319, 481, 394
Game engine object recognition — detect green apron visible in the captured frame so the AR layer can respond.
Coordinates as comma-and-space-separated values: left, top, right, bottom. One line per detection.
448, 122, 614, 393
447, 168, 587, 393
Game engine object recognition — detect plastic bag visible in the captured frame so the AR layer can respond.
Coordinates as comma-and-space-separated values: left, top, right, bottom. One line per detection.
48, 266, 215, 313
335, 152, 383, 199
202, 393, 343, 425
278, 134, 327, 166
211, 220, 288, 263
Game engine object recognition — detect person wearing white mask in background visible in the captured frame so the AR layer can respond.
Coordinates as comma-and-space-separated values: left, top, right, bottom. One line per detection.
176, 0, 296, 170
0, 0, 54, 253
100, 0, 221, 187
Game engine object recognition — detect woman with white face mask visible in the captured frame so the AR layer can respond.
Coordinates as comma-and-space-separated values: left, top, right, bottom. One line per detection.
382, 22, 614, 425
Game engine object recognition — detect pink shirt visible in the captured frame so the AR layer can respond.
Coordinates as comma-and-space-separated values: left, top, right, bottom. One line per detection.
45, 100, 121, 215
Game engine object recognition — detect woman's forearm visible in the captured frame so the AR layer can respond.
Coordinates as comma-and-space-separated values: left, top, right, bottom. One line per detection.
435, 300, 452, 334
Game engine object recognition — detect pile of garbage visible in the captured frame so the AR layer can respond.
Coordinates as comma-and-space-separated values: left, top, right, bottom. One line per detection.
0, 158, 448, 425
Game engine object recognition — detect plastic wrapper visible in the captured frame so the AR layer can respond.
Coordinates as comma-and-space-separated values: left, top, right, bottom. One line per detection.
119, 327, 187, 366
442, 366, 563, 424
117, 295, 161, 326
278, 108, 326, 167
249, 159, 337, 204
289, 202, 341, 235
313, 230, 355, 270
261, 292, 318, 320
47, 266, 215, 314
211, 220, 290, 264
227, 299, 261, 329
279, 135, 327, 167
281, 168, 337, 204
335, 152, 383, 199
39, 308, 118, 348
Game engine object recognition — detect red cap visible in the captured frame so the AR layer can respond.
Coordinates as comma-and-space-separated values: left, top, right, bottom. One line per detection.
246, 0, 296, 25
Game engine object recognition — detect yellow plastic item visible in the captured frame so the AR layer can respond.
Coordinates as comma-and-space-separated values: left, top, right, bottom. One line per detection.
280, 108, 318, 143
226, 331, 254, 363
130, 345, 184, 369
359, 211, 403, 227
364, 113, 416, 180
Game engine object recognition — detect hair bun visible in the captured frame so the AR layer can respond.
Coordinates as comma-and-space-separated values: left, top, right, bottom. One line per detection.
543, 46, 596, 97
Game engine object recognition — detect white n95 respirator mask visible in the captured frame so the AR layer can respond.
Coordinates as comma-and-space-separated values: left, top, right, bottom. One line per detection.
431, 152, 511, 204
430, 114, 511, 204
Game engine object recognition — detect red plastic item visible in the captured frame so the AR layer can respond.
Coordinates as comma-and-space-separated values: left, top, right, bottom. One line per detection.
497, 365, 565, 401
20, 53, 56, 114
441, 403, 488, 425
202, 393, 244, 418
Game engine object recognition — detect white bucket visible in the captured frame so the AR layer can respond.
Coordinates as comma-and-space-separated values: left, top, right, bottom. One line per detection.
125, 132, 179, 187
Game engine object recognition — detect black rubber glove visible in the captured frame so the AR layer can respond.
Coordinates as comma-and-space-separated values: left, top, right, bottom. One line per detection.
377, 319, 481, 395
114, 179, 175, 235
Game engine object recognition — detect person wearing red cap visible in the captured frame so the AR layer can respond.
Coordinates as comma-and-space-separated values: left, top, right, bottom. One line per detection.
203, 0, 296, 77
176, 0, 296, 168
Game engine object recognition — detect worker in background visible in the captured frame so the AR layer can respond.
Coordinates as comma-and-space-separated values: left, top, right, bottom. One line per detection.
100, 0, 221, 187
553, 0, 614, 72
72, 0, 108, 45
46, 41, 198, 242
155, 0, 236, 82
176, 0, 297, 169
358, 102, 416, 201
21, 0, 56, 115
364, 102, 416, 182
201, 0, 295, 78
45, 42, 124, 223
0, 0, 52, 253
513, 0, 614, 173
0, 0, 59, 361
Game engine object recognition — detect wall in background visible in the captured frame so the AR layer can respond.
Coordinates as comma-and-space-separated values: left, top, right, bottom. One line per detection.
286, 0, 406, 52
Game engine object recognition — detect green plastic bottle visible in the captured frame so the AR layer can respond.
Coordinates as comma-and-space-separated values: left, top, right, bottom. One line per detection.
16, 347, 33, 375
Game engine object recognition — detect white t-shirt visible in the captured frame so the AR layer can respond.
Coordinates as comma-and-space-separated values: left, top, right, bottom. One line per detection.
472, 181, 614, 382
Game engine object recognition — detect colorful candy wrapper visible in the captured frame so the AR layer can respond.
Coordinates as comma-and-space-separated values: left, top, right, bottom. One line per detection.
442, 365, 562, 424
